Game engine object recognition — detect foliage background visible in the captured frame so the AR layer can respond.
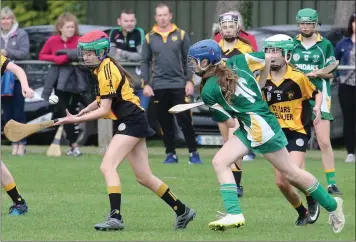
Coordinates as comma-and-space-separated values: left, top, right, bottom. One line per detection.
1, 0, 87, 27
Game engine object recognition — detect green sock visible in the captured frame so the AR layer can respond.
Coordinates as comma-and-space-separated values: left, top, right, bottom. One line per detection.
325, 169, 336, 186
220, 184, 242, 215
306, 181, 337, 212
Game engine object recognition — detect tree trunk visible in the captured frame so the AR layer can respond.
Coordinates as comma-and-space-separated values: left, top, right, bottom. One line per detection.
334, 1, 355, 27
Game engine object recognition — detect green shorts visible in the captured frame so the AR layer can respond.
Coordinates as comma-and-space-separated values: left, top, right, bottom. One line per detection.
233, 112, 288, 154
310, 78, 334, 121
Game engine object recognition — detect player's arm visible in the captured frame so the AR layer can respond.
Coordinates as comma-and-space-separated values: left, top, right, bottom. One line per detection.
77, 100, 100, 117
201, 82, 235, 128
317, 42, 336, 79
302, 75, 322, 123
257, 57, 271, 88
57, 66, 119, 124
6, 62, 34, 98
74, 98, 112, 123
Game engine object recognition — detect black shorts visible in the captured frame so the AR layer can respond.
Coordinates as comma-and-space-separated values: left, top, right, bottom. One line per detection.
114, 111, 155, 138
283, 129, 309, 152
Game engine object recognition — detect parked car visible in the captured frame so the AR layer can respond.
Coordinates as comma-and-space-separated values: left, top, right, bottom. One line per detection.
191, 24, 347, 147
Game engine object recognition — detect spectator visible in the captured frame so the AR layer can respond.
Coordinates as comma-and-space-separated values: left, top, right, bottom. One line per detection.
0, 7, 30, 156
335, 12, 356, 163
213, 11, 258, 51
109, 9, 149, 110
141, 3, 203, 164
39, 12, 88, 157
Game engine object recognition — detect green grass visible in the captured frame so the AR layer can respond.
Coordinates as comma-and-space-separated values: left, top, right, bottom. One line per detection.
1, 144, 355, 241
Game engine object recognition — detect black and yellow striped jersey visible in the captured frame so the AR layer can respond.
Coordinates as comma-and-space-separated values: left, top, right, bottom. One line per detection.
93, 58, 143, 120
262, 64, 318, 135
1, 54, 10, 75
218, 39, 253, 59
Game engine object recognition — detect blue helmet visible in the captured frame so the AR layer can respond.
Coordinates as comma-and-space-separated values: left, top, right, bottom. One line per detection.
187, 39, 222, 72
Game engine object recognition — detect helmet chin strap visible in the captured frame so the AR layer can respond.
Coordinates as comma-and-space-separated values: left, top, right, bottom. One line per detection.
270, 61, 287, 71
301, 31, 314, 38
223, 36, 237, 43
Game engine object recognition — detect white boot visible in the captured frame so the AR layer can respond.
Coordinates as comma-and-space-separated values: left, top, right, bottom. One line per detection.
208, 213, 245, 231
328, 197, 345, 233
344, 154, 355, 163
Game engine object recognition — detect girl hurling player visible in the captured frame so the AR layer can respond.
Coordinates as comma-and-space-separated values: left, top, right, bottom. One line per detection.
216, 12, 254, 198
262, 34, 322, 226
187, 39, 344, 233
291, 8, 342, 195
1, 54, 34, 215
55, 30, 196, 231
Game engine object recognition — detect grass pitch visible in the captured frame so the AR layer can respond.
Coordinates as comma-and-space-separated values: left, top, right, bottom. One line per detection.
1, 143, 355, 241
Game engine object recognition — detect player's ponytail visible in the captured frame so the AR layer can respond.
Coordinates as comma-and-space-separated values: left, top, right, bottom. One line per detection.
107, 56, 135, 86
200, 62, 238, 103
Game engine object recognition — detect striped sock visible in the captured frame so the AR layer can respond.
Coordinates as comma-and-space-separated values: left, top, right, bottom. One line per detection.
306, 181, 337, 212
220, 184, 242, 215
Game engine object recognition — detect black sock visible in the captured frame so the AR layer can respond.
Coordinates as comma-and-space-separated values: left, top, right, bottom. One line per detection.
306, 195, 316, 205
156, 183, 186, 216
108, 186, 122, 220
295, 203, 308, 217
5, 183, 24, 205
232, 165, 242, 186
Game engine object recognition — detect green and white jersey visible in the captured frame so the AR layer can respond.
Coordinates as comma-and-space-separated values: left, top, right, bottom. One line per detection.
290, 33, 335, 120
201, 52, 287, 153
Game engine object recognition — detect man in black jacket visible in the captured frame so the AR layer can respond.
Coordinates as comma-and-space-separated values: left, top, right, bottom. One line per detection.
109, 9, 149, 110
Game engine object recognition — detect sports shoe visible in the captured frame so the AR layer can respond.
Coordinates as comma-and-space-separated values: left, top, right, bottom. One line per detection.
163, 153, 178, 164
242, 152, 255, 161
208, 213, 245, 231
174, 207, 196, 229
295, 211, 309, 226
94, 214, 124, 231
72, 147, 82, 157
344, 154, 355, 163
237, 185, 244, 197
328, 197, 345, 233
307, 198, 320, 224
9, 201, 28, 216
189, 151, 203, 164
328, 184, 343, 195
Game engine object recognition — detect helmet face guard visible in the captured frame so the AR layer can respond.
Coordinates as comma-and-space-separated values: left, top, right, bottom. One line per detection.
219, 13, 240, 42
264, 35, 294, 71
187, 39, 222, 76
296, 8, 319, 37
77, 32, 110, 67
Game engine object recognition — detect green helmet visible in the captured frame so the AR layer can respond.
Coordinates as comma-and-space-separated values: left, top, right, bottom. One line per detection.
77, 30, 110, 66
264, 34, 294, 57
296, 8, 318, 23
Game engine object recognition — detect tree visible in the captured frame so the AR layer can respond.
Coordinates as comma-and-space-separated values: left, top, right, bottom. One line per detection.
334, 1, 355, 27
1, 0, 87, 27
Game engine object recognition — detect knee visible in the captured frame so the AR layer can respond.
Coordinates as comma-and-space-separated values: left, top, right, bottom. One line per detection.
100, 163, 112, 176
212, 155, 225, 170
317, 138, 331, 151
275, 176, 289, 191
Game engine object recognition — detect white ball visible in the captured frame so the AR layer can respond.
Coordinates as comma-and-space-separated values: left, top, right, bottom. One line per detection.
49, 95, 59, 104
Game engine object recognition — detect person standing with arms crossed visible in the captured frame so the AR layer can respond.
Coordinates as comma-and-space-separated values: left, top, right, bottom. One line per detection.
290, 8, 342, 195
108, 9, 150, 110
141, 3, 203, 164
